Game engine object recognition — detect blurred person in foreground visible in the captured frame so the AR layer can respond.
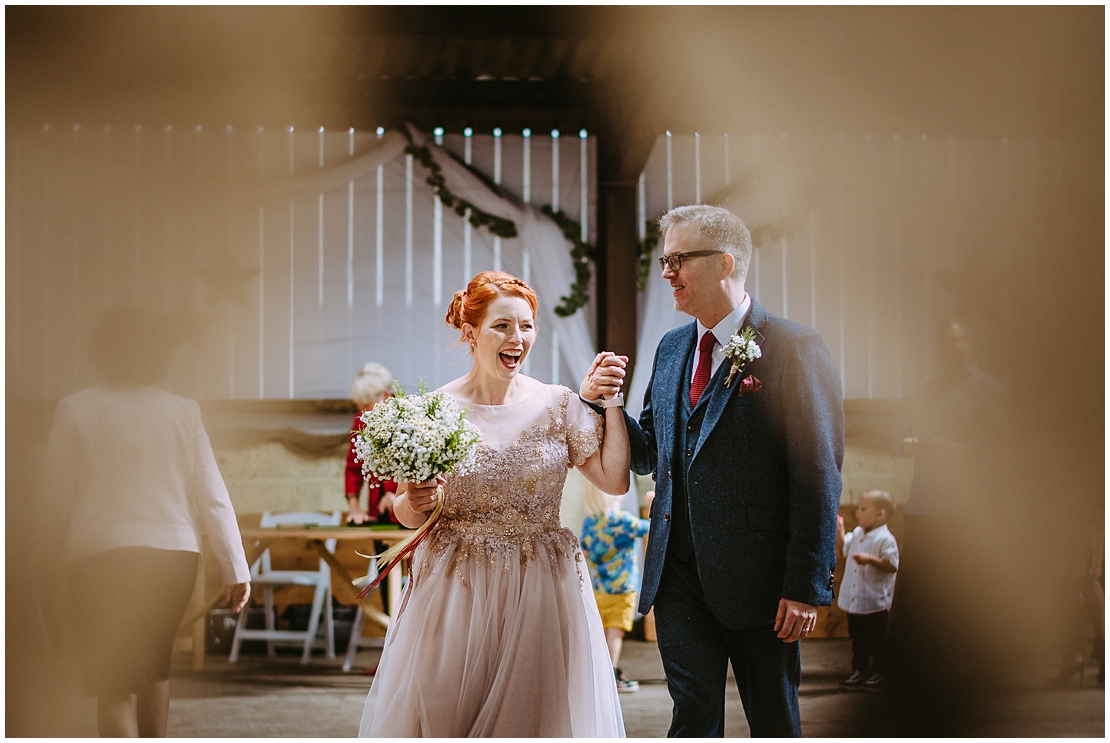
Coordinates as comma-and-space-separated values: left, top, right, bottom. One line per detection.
581, 484, 654, 693
835, 490, 899, 692
881, 318, 1010, 734
1051, 517, 1104, 687
581, 205, 843, 737
901, 318, 1007, 521
34, 307, 251, 737
345, 362, 399, 527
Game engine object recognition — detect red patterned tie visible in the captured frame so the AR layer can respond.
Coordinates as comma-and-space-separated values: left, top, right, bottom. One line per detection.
689, 331, 718, 407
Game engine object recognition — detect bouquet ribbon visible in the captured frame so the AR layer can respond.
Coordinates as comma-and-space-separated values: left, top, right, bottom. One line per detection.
354, 497, 443, 600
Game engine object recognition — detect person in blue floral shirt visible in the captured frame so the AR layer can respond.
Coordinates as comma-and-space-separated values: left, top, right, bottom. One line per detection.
582, 484, 654, 692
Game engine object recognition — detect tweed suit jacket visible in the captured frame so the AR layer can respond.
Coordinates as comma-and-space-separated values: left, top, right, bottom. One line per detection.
626, 299, 844, 629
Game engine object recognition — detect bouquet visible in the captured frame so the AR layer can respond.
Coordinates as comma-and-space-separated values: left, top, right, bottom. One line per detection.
351, 381, 481, 598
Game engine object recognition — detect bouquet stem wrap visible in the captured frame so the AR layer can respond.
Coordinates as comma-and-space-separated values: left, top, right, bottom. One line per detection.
354, 496, 442, 599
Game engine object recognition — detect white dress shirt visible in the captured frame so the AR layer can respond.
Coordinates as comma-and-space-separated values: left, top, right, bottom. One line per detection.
692, 293, 752, 383
836, 523, 899, 615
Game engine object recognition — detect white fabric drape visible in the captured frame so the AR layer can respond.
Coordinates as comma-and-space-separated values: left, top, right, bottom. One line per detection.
265, 125, 598, 384
267, 131, 410, 197
404, 126, 597, 383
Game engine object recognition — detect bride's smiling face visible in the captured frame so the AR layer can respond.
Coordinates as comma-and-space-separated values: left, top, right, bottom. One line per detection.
463, 295, 536, 380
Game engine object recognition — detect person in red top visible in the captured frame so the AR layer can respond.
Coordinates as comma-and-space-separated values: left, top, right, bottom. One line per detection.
346, 363, 400, 526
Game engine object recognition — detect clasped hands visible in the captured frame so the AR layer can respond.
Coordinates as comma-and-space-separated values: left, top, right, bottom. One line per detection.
579, 352, 629, 402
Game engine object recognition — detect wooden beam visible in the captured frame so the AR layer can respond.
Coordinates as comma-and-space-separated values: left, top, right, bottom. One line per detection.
593, 94, 662, 378
596, 180, 640, 370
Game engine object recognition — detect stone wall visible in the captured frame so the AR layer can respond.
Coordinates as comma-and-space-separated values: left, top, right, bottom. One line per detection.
216, 441, 350, 515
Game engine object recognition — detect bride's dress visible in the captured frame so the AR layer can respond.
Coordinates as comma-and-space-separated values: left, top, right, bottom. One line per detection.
358, 383, 626, 737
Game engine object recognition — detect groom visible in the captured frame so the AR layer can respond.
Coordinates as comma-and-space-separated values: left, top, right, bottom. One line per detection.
581, 205, 843, 737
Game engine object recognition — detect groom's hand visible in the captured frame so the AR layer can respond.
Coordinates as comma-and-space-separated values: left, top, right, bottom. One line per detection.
774, 598, 818, 643
580, 352, 628, 401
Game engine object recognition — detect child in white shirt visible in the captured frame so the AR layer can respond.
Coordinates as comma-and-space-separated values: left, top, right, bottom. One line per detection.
836, 489, 899, 691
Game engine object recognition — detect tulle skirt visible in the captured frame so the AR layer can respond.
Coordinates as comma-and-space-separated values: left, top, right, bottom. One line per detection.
358, 536, 626, 737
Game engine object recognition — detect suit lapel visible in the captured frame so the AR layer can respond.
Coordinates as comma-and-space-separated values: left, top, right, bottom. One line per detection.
693, 299, 768, 459
659, 322, 697, 447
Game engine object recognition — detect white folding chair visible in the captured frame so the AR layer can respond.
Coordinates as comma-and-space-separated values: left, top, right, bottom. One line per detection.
229, 510, 341, 664
342, 557, 387, 672
342, 553, 414, 672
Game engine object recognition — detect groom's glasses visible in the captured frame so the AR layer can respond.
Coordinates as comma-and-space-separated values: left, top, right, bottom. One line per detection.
658, 250, 724, 272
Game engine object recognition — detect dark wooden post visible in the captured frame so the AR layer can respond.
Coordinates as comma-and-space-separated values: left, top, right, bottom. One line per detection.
595, 179, 640, 371
593, 122, 658, 382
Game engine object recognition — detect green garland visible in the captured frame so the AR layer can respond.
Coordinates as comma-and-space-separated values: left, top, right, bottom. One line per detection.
403, 141, 518, 239
405, 134, 600, 317
541, 205, 597, 317
403, 132, 800, 316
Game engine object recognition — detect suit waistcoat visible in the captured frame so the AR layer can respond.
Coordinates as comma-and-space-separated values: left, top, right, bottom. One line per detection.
670, 343, 728, 562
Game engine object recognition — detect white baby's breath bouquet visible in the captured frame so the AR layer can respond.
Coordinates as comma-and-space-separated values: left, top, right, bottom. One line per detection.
352, 381, 481, 590
353, 380, 481, 485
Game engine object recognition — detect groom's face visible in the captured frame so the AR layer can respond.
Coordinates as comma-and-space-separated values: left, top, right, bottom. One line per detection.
661, 223, 728, 320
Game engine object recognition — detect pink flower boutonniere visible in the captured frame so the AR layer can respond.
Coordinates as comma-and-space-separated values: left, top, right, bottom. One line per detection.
738, 374, 763, 395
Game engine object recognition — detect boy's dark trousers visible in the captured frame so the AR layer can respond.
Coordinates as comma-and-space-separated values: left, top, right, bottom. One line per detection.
847, 610, 889, 674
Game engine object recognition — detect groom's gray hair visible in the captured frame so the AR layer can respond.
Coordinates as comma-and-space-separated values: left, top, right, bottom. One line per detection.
658, 205, 752, 282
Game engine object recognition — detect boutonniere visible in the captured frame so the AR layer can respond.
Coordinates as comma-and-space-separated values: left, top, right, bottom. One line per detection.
723, 326, 762, 388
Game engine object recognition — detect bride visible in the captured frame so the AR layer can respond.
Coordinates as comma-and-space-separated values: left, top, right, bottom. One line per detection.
358, 271, 630, 737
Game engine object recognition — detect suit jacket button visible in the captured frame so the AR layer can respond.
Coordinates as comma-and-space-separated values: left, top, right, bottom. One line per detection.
667, 470, 672, 480
686, 447, 693, 456
664, 513, 670, 522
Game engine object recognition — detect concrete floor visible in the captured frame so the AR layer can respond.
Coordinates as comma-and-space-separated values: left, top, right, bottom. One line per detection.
10, 638, 1103, 737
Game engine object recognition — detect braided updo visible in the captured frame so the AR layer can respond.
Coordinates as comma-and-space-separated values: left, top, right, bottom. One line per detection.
446, 271, 538, 333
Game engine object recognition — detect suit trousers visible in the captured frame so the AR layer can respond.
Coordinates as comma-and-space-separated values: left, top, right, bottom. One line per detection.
654, 552, 802, 737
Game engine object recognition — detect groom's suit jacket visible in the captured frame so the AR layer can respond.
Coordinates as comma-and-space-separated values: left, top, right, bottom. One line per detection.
626, 299, 844, 629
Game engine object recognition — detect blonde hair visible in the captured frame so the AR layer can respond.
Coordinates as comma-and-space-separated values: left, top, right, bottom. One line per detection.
861, 489, 896, 520
583, 482, 622, 518
349, 362, 392, 407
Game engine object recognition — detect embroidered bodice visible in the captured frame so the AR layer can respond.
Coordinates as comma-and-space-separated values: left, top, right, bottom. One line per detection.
423, 384, 604, 583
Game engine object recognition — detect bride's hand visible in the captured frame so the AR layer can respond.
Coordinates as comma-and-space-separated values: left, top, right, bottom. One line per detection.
407, 476, 445, 513
394, 476, 445, 526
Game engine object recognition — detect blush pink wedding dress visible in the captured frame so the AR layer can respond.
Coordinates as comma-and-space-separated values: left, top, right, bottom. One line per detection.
358, 385, 626, 737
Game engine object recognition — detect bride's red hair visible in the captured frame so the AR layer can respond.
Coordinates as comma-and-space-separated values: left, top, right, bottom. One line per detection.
446, 271, 538, 331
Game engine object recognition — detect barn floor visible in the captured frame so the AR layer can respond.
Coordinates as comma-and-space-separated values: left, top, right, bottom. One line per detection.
8, 638, 1103, 737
